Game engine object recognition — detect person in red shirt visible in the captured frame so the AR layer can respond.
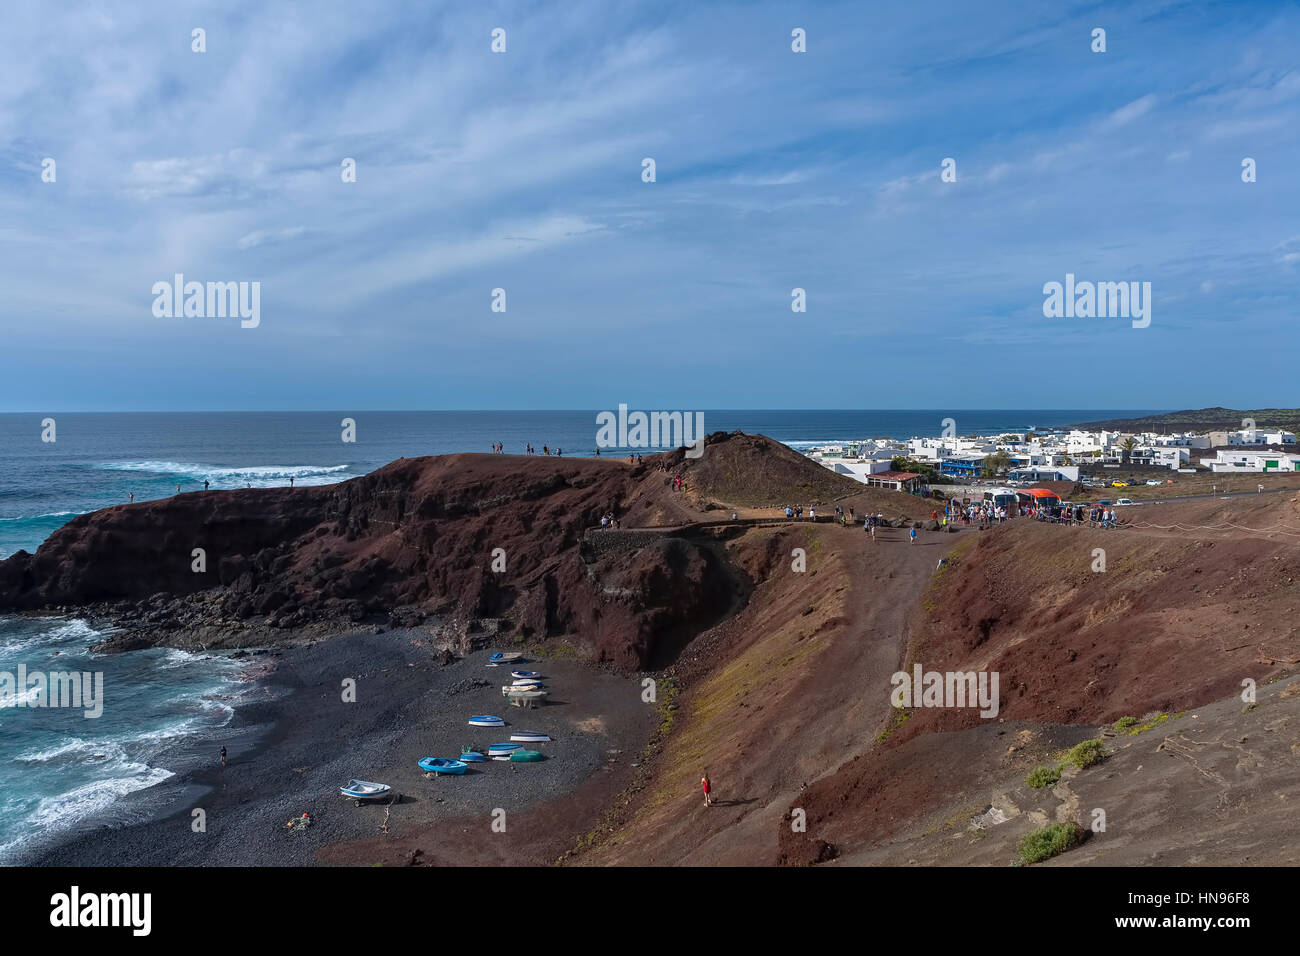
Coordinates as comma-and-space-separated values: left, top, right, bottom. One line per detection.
701, 771, 712, 807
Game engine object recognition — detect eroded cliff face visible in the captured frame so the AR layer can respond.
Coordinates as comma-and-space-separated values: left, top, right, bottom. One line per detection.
0, 440, 761, 669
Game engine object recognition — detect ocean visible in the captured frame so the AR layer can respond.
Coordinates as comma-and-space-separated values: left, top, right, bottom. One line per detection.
0, 408, 1156, 859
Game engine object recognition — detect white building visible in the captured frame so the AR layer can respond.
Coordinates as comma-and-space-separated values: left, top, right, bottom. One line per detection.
1128, 447, 1189, 470
1152, 433, 1211, 449
1227, 429, 1297, 445
1197, 450, 1300, 473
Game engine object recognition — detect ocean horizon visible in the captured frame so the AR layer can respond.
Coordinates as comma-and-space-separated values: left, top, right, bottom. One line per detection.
0, 409, 1159, 559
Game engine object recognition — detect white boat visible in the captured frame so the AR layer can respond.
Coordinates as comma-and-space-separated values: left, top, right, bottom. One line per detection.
510, 731, 551, 743
502, 686, 549, 699
511, 678, 544, 687
339, 779, 392, 802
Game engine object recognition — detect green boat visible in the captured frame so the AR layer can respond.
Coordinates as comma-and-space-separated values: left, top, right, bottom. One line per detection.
509, 749, 545, 763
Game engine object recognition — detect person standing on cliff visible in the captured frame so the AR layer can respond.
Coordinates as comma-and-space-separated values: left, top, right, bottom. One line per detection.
204, 479, 210, 491
128, 492, 134, 503
701, 770, 712, 808
289, 476, 294, 488
220, 745, 227, 768
176, 482, 181, 495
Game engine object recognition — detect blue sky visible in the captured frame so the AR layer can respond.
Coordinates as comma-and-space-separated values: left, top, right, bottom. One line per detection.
1, 0, 1297, 411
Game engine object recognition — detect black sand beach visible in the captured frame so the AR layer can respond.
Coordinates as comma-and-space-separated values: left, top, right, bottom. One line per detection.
30, 631, 657, 866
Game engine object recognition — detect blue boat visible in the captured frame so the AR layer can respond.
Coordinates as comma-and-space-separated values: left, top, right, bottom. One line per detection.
418, 757, 468, 775
488, 652, 524, 664
487, 742, 522, 757
468, 715, 506, 727
459, 749, 488, 763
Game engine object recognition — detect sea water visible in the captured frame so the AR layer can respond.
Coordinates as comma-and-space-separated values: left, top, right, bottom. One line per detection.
0, 615, 266, 862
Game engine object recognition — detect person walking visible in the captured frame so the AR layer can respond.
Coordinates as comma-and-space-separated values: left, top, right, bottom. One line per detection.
220, 745, 227, 768
909, 527, 917, 545
701, 770, 713, 808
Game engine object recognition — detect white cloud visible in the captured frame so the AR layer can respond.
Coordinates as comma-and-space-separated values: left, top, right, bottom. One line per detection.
1104, 94, 1158, 128
237, 227, 306, 250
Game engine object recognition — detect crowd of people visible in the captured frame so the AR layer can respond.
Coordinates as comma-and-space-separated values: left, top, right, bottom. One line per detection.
941, 498, 1122, 529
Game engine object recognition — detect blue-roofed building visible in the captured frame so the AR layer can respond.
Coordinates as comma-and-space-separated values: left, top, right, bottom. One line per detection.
940, 456, 984, 478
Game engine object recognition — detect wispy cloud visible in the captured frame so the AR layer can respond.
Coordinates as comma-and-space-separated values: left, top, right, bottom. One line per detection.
0, 0, 1297, 411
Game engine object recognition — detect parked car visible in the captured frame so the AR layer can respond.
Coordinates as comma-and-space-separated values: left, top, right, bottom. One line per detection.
1111, 480, 1128, 488
1145, 479, 1161, 486
1116, 497, 1134, 506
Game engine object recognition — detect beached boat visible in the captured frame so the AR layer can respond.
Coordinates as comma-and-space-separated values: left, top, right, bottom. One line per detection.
487, 742, 522, 757
509, 731, 551, 743
488, 652, 524, 664
418, 757, 467, 775
468, 715, 506, 727
459, 748, 488, 763
502, 686, 548, 698
511, 678, 544, 687
506, 690, 548, 708
339, 780, 392, 802
511, 670, 542, 679
509, 749, 544, 763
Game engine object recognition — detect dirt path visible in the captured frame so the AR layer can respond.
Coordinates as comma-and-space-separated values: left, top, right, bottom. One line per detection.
585, 522, 957, 865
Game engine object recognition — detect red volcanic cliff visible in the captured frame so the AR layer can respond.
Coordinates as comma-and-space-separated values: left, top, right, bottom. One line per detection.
0, 434, 859, 669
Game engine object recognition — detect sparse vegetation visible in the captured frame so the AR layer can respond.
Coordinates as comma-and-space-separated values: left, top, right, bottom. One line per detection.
875, 707, 911, 743
1018, 822, 1085, 864
1026, 765, 1062, 789
1062, 738, 1108, 769
1112, 716, 1137, 731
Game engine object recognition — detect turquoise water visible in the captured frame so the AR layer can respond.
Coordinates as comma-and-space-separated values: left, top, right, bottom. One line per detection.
0, 615, 267, 862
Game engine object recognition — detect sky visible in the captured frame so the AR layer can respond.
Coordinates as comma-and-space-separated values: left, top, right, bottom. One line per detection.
0, 0, 1297, 411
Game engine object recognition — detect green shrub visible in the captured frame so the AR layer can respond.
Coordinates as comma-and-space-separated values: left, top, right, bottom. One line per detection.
1112, 716, 1137, 731
1063, 738, 1108, 769
1026, 765, 1062, 789
1018, 823, 1085, 864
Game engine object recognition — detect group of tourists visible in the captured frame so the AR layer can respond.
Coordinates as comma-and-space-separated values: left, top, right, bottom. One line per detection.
599, 511, 621, 530
782, 504, 820, 519
671, 474, 687, 492
939, 497, 1122, 529
943, 502, 1009, 529
523, 444, 561, 456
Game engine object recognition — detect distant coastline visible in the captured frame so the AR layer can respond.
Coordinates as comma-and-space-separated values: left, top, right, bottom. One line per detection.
1068, 407, 1300, 432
